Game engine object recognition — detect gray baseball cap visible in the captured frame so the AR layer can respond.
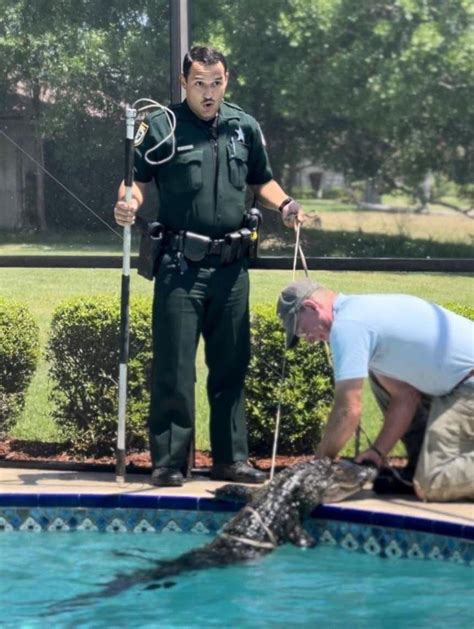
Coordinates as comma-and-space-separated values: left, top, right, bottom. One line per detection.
276, 279, 321, 348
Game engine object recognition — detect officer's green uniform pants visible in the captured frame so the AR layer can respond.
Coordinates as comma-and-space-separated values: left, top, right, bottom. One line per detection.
149, 254, 251, 470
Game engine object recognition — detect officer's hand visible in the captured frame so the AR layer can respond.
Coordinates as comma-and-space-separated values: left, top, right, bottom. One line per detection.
281, 199, 306, 228
114, 199, 138, 227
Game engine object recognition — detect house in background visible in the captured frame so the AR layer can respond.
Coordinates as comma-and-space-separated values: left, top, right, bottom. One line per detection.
0, 93, 45, 230
294, 159, 345, 198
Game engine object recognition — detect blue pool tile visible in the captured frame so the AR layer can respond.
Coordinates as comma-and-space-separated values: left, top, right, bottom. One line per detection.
312, 505, 373, 526
432, 520, 472, 541
79, 494, 121, 509
118, 494, 161, 509
158, 496, 200, 511
38, 494, 80, 508
399, 515, 435, 534
198, 497, 240, 513
371, 511, 410, 530
0, 494, 39, 507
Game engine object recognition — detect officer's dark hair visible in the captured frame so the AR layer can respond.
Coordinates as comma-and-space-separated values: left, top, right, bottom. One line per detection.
182, 46, 228, 79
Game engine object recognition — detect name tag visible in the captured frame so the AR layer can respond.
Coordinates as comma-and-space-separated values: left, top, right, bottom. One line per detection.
177, 144, 194, 152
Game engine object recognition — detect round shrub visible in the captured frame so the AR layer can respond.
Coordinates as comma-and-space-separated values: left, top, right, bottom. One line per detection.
46, 295, 153, 456
0, 298, 40, 435
245, 304, 334, 456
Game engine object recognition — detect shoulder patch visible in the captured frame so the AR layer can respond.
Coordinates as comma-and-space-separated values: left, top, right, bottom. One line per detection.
134, 121, 149, 146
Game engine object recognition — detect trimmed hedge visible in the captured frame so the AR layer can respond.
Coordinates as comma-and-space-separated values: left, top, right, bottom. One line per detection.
246, 304, 334, 455
46, 296, 152, 456
0, 298, 40, 435
45, 298, 472, 458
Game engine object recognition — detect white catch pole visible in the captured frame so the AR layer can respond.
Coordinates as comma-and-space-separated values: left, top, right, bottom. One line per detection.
116, 105, 137, 483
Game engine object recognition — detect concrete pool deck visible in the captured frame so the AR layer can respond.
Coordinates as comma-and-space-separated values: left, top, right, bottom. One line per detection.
0, 466, 472, 527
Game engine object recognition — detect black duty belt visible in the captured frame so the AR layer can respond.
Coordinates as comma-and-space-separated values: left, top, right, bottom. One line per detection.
166, 231, 226, 259
165, 228, 257, 265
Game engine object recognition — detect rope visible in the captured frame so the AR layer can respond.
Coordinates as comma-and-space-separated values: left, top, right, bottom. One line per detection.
131, 98, 177, 166
270, 221, 335, 480
220, 505, 278, 550
270, 222, 304, 481
358, 424, 414, 488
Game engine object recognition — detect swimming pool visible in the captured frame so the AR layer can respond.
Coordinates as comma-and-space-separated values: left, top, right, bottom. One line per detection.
0, 493, 472, 628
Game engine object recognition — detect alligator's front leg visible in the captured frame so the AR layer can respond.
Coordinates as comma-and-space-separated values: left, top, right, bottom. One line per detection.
212, 483, 257, 504
287, 523, 316, 548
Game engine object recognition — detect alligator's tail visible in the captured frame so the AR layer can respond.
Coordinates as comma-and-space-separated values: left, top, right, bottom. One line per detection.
47, 543, 230, 615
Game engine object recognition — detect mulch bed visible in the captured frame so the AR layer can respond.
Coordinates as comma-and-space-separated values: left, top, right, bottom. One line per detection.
0, 438, 407, 473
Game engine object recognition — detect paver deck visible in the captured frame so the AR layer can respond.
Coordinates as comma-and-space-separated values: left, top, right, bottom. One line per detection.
0, 466, 472, 526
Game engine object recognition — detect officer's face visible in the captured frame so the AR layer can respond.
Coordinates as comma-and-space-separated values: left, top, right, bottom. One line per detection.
181, 62, 228, 120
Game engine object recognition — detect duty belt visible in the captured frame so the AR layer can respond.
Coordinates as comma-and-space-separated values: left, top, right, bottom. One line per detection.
166, 231, 226, 259
165, 228, 256, 266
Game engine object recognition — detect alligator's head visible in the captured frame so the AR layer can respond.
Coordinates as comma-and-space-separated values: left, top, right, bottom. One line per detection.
295, 458, 377, 510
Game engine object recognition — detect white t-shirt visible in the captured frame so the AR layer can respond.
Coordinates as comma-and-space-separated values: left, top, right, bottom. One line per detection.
330, 294, 474, 395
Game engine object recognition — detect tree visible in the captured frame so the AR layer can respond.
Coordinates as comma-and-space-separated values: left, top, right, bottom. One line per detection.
0, 0, 170, 231
193, 0, 473, 205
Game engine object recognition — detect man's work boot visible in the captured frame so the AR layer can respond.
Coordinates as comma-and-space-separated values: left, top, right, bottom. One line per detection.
210, 461, 267, 484
151, 467, 184, 487
372, 466, 415, 495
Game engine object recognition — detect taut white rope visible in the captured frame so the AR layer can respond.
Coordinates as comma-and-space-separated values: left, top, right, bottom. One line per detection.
270, 223, 305, 481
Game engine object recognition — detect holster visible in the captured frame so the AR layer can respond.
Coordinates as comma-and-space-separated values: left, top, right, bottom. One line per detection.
243, 207, 263, 258
137, 220, 165, 280
221, 231, 242, 265
182, 231, 212, 262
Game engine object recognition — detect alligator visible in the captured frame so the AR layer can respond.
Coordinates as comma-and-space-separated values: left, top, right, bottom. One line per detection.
52, 458, 376, 609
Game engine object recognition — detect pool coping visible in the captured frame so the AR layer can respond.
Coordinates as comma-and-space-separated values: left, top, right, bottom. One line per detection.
0, 491, 472, 542
0, 466, 472, 543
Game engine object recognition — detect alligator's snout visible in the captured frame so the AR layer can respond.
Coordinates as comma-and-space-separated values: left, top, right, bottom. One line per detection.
322, 460, 378, 503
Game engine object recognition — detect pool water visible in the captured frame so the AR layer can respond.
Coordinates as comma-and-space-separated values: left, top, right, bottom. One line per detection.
1, 531, 472, 628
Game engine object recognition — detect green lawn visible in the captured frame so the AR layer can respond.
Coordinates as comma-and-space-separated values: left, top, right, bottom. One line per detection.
2, 266, 473, 458
1, 196, 473, 260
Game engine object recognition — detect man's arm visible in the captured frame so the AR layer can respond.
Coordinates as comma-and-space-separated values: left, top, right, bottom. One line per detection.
250, 180, 306, 226
114, 181, 148, 226
315, 378, 364, 458
355, 375, 422, 467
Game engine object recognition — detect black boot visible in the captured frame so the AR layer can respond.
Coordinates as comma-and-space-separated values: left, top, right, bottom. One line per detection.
210, 461, 267, 484
151, 467, 184, 487
373, 466, 415, 495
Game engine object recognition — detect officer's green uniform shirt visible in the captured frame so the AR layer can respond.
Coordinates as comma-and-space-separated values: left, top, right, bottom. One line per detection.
134, 100, 273, 239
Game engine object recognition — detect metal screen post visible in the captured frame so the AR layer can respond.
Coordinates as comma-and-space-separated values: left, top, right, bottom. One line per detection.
169, 0, 195, 475
170, 0, 189, 104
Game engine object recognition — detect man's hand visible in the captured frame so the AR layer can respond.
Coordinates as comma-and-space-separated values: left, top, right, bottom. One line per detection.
281, 199, 306, 228
355, 447, 384, 468
114, 198, 138, 227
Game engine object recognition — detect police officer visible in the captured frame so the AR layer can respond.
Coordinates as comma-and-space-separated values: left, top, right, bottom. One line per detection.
115, 46, 305, 487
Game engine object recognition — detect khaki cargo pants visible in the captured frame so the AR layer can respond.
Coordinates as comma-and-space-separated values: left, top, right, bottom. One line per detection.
414, 378, 474, 502
370, 374, 474, 502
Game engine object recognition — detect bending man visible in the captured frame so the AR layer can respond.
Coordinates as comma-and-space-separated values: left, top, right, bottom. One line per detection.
277, 279, 474, 501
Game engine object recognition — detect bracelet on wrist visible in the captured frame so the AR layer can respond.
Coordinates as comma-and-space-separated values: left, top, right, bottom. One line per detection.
278, 197, 293, 213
